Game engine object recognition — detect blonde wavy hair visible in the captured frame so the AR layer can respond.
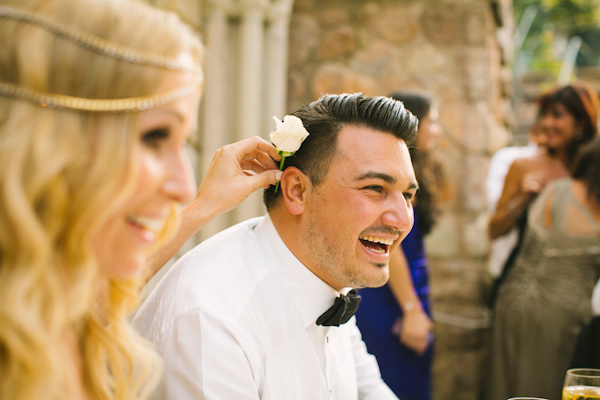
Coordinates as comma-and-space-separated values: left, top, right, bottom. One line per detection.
0, 0, 203, 398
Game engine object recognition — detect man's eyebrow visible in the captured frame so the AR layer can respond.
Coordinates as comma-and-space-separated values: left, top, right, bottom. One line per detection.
356, 171, 396, 184
355, 171, 419, 190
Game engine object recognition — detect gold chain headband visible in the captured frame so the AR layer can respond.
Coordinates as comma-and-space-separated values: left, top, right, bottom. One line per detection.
0, 6, 196, 73
0, 78, 201, 112
0, 5, 202, 112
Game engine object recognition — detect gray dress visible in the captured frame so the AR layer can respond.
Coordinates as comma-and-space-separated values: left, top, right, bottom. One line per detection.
486, 178, 600, 400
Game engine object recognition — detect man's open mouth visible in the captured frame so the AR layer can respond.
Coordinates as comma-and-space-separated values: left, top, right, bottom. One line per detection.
359, 235, 393, 254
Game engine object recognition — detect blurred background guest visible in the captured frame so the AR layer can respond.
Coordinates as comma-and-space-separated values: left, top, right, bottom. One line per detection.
485, 135, 600, 400
487, 82, 599, 306
485, 121, 545, 279
356, 91, 450, 400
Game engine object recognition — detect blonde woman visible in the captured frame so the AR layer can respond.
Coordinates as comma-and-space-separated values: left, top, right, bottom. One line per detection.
0, 0, 280, 399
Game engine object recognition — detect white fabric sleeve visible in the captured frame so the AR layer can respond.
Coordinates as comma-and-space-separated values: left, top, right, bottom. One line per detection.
350, 318, 399, 400
152, 309, 262, 400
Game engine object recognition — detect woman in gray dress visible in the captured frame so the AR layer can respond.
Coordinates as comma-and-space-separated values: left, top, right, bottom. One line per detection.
486, 137, 600, 400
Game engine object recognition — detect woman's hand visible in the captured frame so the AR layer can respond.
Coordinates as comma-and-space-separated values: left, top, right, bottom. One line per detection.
191, 136, 281, 217
520, 170, 547, 195
144, 137, 280, 279
392, 310, 433, 355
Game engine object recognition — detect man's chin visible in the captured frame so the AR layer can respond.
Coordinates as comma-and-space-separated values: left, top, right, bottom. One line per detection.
358, 264, 389, 288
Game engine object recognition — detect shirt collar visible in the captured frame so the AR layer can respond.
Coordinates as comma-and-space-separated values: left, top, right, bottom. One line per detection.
254, 214, 343, 328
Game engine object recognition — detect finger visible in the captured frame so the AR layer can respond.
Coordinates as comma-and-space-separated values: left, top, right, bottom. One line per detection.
244, 169, 283, 191
252, 136, 281, 161
255, 150, 279, 169
219, 137, 272, 163
240, 159, 268, 174
240, 151, 277, 171
234, 136, 281, 162
402, 339, 421, 353
414, 343, 427, 355
404, 337, 427, 354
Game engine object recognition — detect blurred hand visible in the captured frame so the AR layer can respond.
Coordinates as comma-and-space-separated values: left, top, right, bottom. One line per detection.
392, 310, 434, 355
520, 171, 547, 195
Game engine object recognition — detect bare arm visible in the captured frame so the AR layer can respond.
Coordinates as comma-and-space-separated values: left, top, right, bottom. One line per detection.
488, 159, 542, 239
388, 246, 433, 355
145, 137, 281, 280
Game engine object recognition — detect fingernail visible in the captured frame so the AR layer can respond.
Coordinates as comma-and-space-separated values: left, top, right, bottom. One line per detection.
275, 171, 283, 181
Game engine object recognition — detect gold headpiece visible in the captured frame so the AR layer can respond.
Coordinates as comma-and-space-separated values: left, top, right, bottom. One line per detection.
0, 79, 201, 113
0, 6, 196, 73
0, 5, 202, 113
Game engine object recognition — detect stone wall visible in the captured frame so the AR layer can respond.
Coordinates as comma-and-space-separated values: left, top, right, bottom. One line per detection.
146, 0, 515, 398
286, 1, 514, 399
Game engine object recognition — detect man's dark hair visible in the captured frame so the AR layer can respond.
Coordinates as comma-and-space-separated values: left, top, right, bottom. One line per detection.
263, 93, 418, 210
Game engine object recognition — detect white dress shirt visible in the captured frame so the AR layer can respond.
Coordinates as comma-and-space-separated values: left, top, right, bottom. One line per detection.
133, 215, 397, 400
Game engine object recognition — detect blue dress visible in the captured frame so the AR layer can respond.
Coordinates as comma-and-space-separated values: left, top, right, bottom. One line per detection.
355, 208, 433, 400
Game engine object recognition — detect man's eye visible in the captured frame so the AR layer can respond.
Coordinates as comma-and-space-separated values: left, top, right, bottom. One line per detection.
142, 128, 170, 149
365, 186, 384, 193
404, 192, 415, 202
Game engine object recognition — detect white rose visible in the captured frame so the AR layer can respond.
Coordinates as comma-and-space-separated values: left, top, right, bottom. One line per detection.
270, 115, 310, 154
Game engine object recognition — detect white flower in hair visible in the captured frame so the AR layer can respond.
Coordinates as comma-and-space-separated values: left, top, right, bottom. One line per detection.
270, 115, 310, 156
269, 115, 310, 192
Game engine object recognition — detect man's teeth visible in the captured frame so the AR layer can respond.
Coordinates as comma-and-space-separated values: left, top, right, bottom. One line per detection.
128, 215, 165, 232
359, 236, 394, 245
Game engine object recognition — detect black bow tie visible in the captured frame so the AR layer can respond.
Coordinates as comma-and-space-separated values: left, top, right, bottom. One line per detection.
316, 289, 362, 327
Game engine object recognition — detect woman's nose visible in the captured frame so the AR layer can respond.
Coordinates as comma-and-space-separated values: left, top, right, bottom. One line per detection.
164, 150, 195, 203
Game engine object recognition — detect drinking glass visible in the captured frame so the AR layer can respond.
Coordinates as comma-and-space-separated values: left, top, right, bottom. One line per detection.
507, 397, 549, 399
563, 368, 600, 400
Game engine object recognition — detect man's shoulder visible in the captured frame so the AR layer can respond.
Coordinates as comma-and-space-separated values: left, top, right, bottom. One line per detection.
173, 216, 269, 289
191, 216, 263, 254
134, 217, 277, 333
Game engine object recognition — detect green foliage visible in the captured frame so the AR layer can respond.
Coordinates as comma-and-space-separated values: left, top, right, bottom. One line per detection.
515, 0, 600, 35
514, 0, 600, 77
545, 0, 600, 31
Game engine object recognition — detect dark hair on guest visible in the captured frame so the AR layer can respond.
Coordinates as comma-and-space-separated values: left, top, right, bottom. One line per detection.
572, 137, 600, 206
538, 82, 599, 163
390, 91, 445, 235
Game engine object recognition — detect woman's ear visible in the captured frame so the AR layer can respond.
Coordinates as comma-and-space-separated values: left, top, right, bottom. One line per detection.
280, 167, 310, 215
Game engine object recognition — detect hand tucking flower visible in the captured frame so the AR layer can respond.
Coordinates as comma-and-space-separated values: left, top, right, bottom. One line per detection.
270, 115, 310, 192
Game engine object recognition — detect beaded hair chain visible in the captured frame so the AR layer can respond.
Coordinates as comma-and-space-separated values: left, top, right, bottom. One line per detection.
0, 5, 202, 113
0, 79, 202, 112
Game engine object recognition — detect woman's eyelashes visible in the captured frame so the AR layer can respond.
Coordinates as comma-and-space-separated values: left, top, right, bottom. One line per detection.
142, 127, 170, 149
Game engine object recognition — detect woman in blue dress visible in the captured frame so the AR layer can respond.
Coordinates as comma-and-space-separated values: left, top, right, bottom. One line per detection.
356, 91, 448, 400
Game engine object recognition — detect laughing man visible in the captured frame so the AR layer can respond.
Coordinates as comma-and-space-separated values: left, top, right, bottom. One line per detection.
133, 93, 419, 400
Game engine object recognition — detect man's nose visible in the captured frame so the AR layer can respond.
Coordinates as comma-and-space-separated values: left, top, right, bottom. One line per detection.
381, 193, 414, 233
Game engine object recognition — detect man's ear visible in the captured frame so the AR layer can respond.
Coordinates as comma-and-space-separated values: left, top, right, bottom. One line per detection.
280, 167, 310, 215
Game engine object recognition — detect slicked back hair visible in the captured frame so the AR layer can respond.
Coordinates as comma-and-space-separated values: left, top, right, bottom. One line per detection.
263, 93, 418, 211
